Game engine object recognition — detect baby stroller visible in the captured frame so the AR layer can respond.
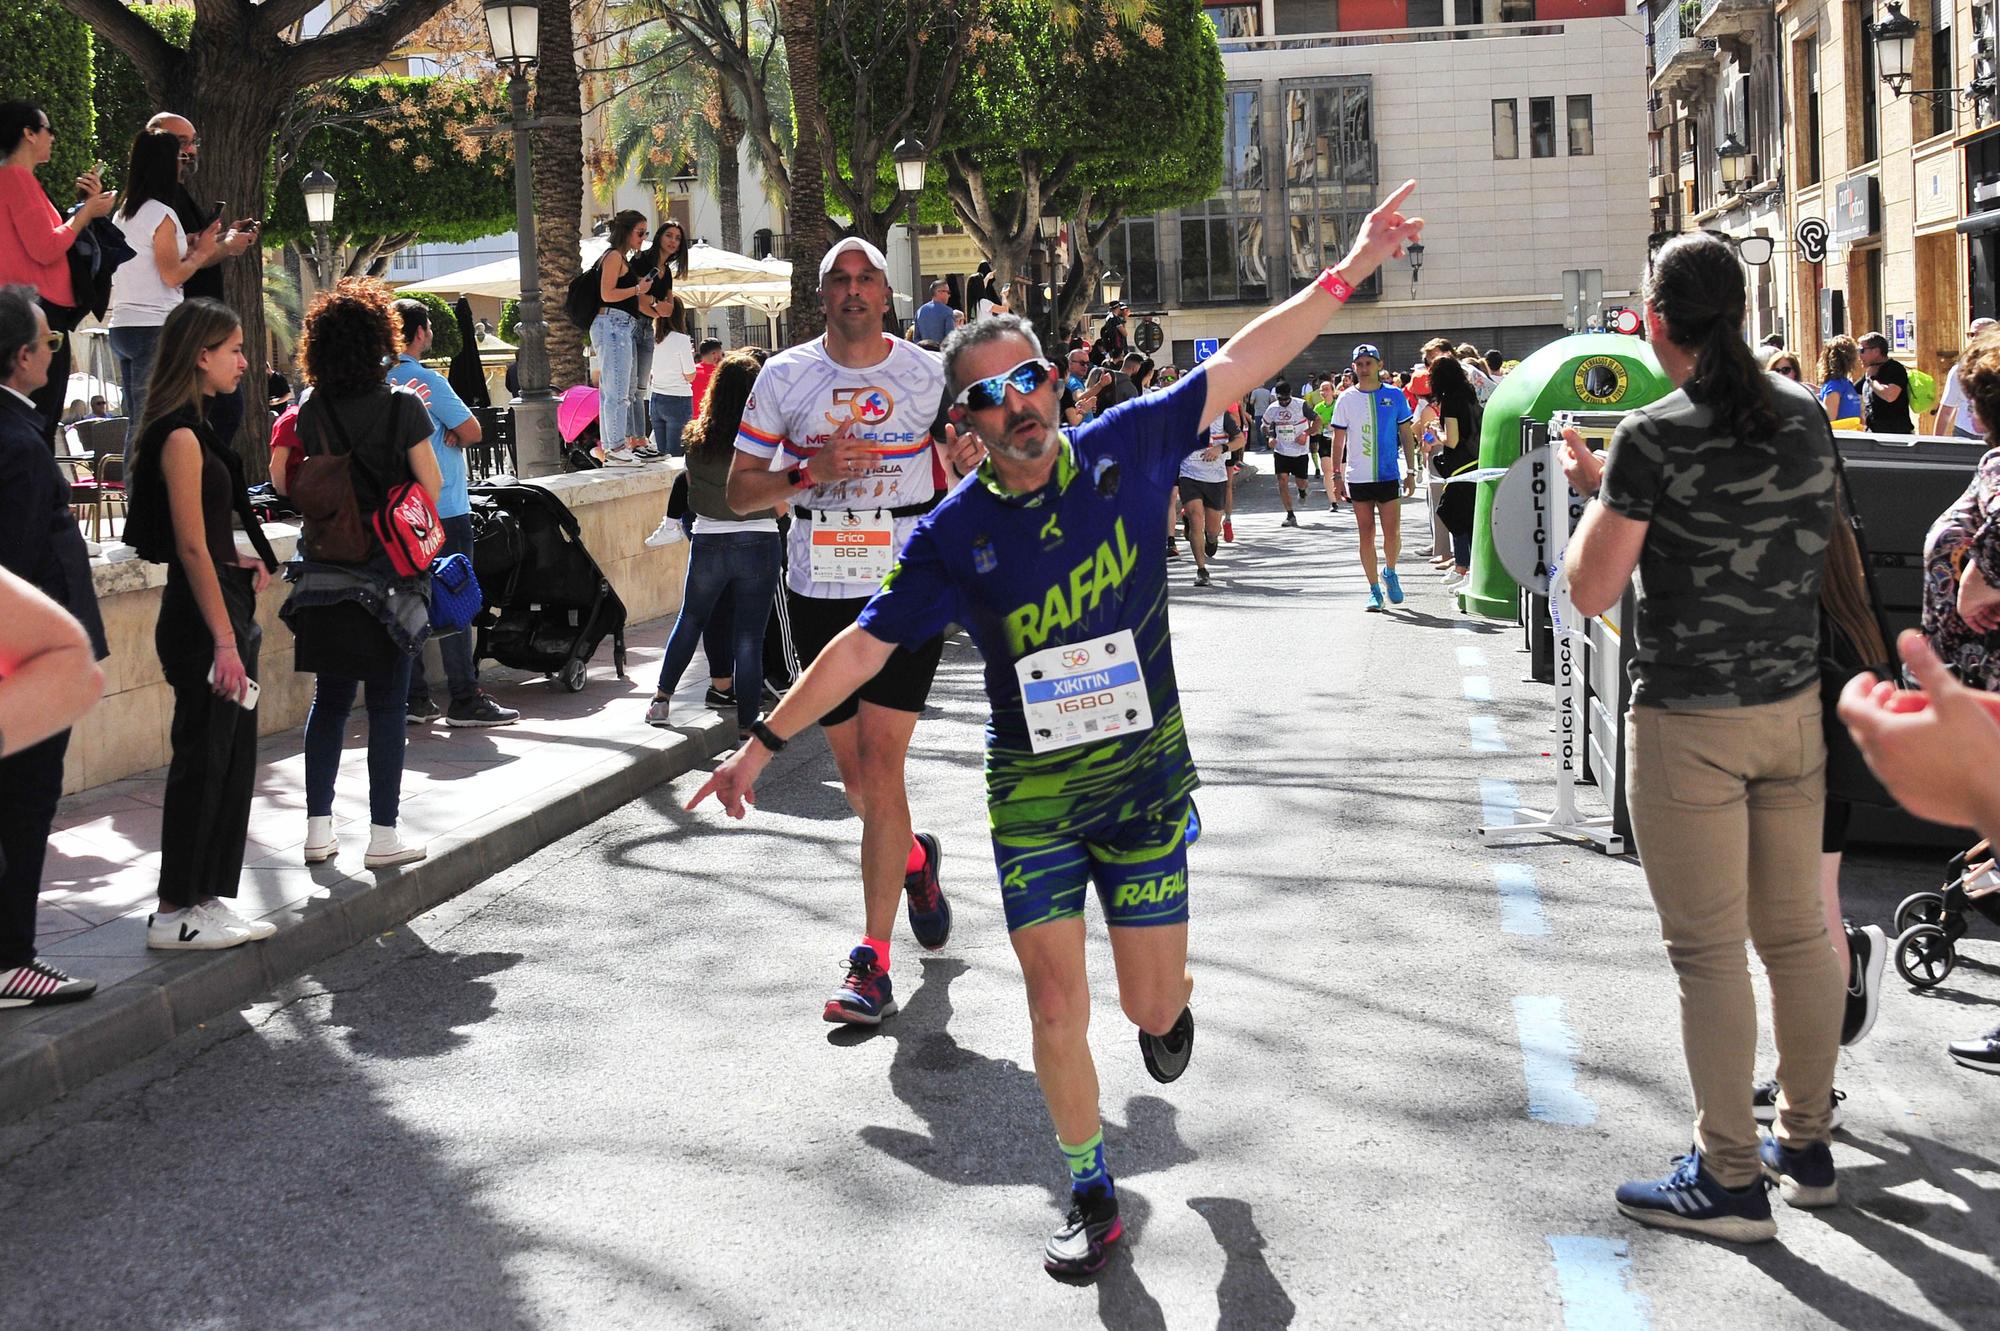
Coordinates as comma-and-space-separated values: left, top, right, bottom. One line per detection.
1891, 840, 1999, 988
557, 384, 604, 472
467, 481, 627, 692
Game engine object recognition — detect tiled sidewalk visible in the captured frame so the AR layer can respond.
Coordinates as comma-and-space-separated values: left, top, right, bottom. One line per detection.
1, 614, 737, 1118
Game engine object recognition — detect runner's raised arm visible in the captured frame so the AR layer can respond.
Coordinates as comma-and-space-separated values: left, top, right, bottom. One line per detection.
1198, 180, 1424, 426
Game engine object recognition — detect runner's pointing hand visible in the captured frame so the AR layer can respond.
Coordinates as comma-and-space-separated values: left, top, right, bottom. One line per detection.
687, 743, 771, 818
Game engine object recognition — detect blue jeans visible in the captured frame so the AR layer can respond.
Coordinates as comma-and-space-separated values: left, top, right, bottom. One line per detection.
305, 654, 415, 827
657, 531, 781, 730
591, 309, 639, 447
634, 337, 655, 432
651, 392, 693, 457
109, 323, 163, 469
408, 514, 478, 707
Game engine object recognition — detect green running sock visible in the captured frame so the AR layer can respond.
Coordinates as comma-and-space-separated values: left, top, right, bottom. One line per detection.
1059, 1129, 1111, 1195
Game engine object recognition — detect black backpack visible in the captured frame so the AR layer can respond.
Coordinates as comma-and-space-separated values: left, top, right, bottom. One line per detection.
563, 263, 601, 331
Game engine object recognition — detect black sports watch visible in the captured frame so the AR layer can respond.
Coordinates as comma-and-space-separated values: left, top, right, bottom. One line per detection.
749, 718, 788, 753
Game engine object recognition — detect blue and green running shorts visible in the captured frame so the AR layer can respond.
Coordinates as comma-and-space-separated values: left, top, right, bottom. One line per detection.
991, 797, 1199, 933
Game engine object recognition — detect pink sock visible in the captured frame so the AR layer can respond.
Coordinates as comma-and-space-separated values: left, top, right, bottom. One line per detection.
863, 935, 892, 972
905, 834, 926, 875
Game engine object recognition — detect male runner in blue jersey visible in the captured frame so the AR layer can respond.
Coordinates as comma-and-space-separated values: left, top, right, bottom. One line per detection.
691, 181, 1425, 1279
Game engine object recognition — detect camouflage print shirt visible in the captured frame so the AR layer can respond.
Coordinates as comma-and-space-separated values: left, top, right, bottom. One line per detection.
1599, 374, 1836, 709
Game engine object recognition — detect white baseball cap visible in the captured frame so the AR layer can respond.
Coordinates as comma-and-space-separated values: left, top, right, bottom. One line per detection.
818, 236, 890, 283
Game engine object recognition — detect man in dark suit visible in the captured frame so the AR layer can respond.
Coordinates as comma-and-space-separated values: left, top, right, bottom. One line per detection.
0, 284, 109, 1006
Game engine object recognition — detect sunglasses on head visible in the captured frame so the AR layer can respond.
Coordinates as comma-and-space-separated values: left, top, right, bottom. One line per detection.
956, 357, 1057, 410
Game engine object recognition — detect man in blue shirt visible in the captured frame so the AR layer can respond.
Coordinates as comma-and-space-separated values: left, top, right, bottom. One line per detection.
691, 184, 1426, 1280
913, 279, 957, 345
389, 301, 518, 728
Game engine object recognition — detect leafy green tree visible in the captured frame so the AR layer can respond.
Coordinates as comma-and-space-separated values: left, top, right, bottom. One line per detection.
89, 4, 193, 171
262, 76, 515, 281
1, 0, 95, 199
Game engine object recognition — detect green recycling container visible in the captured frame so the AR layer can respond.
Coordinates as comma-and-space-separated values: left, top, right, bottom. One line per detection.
1460, 334, 1674, 620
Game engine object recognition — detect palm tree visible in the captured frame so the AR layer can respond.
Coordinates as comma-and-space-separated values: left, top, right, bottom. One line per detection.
535, 0, 588, 387
778, 0, 826, 341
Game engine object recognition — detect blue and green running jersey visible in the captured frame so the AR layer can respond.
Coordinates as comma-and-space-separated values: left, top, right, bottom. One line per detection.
857, 370, 1211, 836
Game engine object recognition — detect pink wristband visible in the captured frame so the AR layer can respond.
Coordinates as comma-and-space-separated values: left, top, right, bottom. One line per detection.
1316, 267, 1354, 303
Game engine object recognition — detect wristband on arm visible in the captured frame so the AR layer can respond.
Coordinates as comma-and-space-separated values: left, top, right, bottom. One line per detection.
1316, 267, 1355, 303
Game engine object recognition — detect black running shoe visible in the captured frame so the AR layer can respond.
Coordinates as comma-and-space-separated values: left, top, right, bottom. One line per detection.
1841, 922, 1886, 1046
904, 831, 951, 950
704, 685, 735, 711
1204, 536, 1218, 559
1281, 512, 1298, 528
1140, 1006, 1194, 1083
1044, 1185, 1122, 1279
1194, 566, 1211, 587
1751, 1080, 1845, 1130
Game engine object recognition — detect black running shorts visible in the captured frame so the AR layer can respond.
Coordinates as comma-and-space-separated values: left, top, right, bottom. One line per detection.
1176, 476, 1227, 509
1347, 480, 1402, 504
1311, 437, 1333, 458
787, 590, 944, 726
1273, 452, 1310, 479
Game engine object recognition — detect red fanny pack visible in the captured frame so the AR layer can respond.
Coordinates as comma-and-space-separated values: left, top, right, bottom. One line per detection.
374, 481, 446, 577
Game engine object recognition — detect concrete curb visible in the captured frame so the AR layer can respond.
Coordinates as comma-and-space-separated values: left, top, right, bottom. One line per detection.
0, 710, 739, 1123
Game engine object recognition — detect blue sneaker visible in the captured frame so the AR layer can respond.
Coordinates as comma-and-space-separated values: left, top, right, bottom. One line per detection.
904, 831, 951, 951
1614, 1148, 1776, 1242
1759, 1135, 1839, 1209
1382, 567, 1405, 604
823, 945, 897, 1025
1366, 586, 1385, 612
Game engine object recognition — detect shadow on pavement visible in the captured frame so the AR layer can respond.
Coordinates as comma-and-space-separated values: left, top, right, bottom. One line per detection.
326, 945, 522, 1058
1189, 1196, 1298, 1330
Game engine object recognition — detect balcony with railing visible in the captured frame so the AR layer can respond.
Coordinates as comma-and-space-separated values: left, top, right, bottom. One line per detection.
1651, 2, 1721, 97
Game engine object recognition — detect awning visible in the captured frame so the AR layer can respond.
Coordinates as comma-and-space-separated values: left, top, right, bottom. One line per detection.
1955, 210, 2000, 237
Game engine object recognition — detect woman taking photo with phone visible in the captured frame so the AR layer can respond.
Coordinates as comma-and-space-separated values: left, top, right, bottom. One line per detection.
108, 129, 221, 465
126, 297, 279, 952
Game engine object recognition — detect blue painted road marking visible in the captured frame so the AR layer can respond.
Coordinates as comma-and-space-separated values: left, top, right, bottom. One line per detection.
1547, 1236, 1649, 1330
1462, 676, 1493, 702
1513, 995, 1597, 1126
1469, 717, 1509, 752
1479, 778, 1520, 828
1457, 645, 1487, 668
1494, 864, 1548, 936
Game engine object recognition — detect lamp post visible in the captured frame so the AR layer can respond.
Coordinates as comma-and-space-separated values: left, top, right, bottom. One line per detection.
482, 0, 562, 475
893, 138, 928, 330
301, 162, 336, 287
1038, 208, 1063, 343
1872, 1, 1920, 94
1102, 269, 1124, 306
1406, 240, 1424, 298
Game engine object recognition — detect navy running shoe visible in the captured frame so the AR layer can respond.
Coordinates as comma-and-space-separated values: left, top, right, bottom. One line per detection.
1045, 1185, 1122, 1280
1140, 1006, 1195, 1084
1759, 1135, 1839, 1209
823, 945, 897, 1025
1614, 1148, 1776, 1243
904, 831, 951, 951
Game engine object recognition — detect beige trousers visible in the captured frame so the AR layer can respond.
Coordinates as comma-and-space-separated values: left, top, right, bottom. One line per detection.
1625, 687, 1843, 1188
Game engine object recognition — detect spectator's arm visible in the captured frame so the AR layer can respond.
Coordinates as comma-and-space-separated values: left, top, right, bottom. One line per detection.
0, 565, 103, 757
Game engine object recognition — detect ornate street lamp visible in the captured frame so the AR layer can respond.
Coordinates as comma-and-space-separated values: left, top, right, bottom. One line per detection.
482, 0, 563, 473
301, 162, 336, 282
1872, 1, 1919, 94
893, 138, 928, 322
1102, 269, 1124, 305
1406, 240, 1425, 297
1716, 131, 1753, 192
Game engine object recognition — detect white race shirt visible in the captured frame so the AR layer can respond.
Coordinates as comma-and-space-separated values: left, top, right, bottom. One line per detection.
1939, 364, 1985, 437
1262, 398, 1310, 456
1180, 411, 1238, 483
735, 334, 948, 598
108, 199, 186, 328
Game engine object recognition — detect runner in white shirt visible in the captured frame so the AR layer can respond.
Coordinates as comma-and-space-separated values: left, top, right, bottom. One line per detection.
727, 236, 982, 1026
1261, 382, 1312, 527
1178, 408, 1240, 586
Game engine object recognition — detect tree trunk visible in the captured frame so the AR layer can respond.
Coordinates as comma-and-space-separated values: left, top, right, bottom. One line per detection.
1054, 191, 1121, 345
715, 108, 748, 347
178, 74, 285, 476
779, 0, 826, 344
534, 0, 587, 387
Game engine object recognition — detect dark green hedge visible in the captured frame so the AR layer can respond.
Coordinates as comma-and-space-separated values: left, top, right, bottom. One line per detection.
498, 297, 519, 344
2, 0, 95, 201
396, 289, 462, 361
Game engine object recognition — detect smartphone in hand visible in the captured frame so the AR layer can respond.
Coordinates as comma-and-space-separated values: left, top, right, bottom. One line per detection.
205, 661, 261, 711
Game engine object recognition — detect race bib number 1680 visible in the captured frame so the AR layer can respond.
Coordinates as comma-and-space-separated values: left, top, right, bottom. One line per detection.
1013, 629, 1153, 755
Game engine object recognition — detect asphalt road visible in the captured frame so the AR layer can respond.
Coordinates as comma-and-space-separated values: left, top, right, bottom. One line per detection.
3, 464, 1996, 1331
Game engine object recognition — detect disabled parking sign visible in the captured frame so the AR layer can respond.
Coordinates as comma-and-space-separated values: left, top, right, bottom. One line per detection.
1193, 338, 1219, 363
